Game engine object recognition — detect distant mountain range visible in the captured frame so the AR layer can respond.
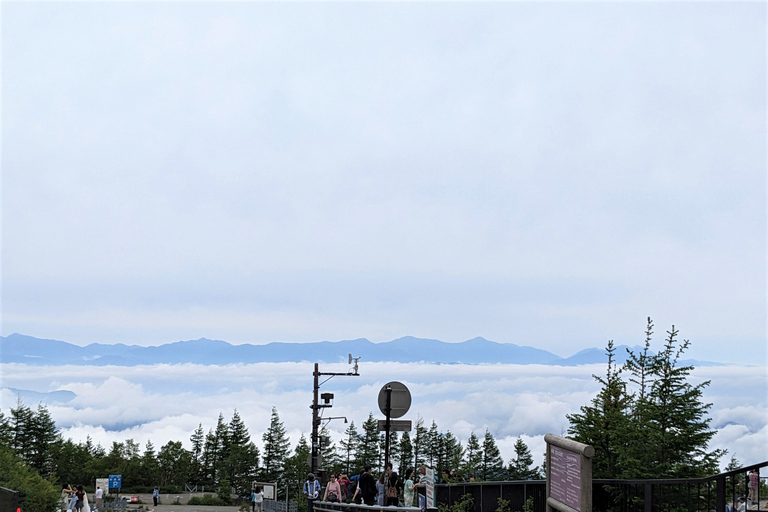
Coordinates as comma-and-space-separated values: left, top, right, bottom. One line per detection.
0, 333, 721, 367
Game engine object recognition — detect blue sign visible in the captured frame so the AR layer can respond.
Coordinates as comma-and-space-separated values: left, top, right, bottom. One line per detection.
108, 475, 122, 489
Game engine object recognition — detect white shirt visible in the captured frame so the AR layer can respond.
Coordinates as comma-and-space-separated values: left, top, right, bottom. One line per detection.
95, 489, 103, 499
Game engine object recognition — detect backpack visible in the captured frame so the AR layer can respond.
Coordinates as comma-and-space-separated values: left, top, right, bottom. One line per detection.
387, 482, 398, 498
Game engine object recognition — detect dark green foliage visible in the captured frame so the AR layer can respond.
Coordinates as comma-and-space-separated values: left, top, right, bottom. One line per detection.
481, 429, 505, 481
282, 435, 310, 502
507, 437, 541, 480
339, 421, 360, 474
461, 432, 482, 480
567, 340, 633, 478
0, 445, 59, 512
261, 407, 290, 485
396, 431, 413, 475
357, 412, 380, 467
568, 319, 724, 479
439, 493, 475, 512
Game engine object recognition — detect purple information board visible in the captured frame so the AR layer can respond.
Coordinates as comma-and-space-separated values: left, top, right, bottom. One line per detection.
549, 445, 581, 511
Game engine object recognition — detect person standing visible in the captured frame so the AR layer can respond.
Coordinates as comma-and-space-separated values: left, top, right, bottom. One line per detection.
252, 485, 264, 512
403, 469, 416, 507
152, 488, 159, 507
94, 487, 103, 511
75, 486, 85, 512
376, 472, 386, 505
356, 465, 376, 506
303, 473, 321, 512
323, 475, 341, 502
386, 470, 400, 506
749, 469, 760, 504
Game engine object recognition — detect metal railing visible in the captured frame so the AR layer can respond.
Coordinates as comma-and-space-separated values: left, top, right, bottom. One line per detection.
432, 461, 768, 512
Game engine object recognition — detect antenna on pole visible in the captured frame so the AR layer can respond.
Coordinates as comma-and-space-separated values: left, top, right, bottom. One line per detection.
348, 354, 361, 375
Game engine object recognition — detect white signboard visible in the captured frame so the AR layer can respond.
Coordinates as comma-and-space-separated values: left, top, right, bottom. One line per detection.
425, 467, 435, 509
96, 479, 109, 496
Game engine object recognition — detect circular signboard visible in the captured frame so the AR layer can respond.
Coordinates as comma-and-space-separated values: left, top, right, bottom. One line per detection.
378, 381, 411, 419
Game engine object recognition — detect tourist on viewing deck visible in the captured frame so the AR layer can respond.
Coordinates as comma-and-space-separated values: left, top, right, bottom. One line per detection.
403, 468, 416, 507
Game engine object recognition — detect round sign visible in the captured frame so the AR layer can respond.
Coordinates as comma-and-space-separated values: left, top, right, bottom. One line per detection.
378, 381, 411, 419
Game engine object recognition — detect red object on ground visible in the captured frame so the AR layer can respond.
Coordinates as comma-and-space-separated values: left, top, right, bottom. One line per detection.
130, 497, 138, 503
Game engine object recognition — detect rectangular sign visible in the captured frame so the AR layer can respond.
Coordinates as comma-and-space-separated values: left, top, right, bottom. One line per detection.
108, 475, 122, 489
425, 467, 435, 509
377, 420, 412, 432
96, 479, 109, 496
549, 446, 581, 511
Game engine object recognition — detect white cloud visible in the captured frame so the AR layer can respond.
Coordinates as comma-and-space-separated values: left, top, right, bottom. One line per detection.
2, 361, 765, 469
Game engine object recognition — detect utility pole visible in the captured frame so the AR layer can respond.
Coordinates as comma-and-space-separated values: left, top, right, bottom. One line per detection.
310, 355, 360, 478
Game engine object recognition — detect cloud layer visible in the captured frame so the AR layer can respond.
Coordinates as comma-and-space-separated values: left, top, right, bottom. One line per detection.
2, 361, 765, 470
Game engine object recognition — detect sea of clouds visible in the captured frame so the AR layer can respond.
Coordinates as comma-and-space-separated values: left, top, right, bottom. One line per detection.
1, 361, 765, 470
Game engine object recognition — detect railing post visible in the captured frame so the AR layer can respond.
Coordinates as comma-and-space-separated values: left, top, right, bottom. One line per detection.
644, 483, 652, 512
716, 476, 726, 512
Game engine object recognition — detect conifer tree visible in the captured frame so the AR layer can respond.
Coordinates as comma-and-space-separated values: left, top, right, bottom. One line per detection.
507, 437, 540, 480
412, 418, 428, 469
567, 340, 633, 478
141, 441, 159, 487
189, 424, 205, 485
261, 407, 290, 485
481, 429, 504, 481
638, 326, 723, 477
396, 432, 413, 474
320, 426, 342, 475
443, 431, 463, 474
283, 435, 311, 501
339, 421, 360, 474
358, 413, 380, 468
568, 320, 725, 479
461, 432, 482, 480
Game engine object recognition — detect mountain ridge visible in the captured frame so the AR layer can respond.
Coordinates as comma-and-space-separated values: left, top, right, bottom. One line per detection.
0, 333, 721, 367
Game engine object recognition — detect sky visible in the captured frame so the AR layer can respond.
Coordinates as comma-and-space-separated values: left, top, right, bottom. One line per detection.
2, 3, 767, 373
1, 360, 766, 471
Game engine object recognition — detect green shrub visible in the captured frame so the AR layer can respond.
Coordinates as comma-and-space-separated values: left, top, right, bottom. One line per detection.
188, 494, 228, 506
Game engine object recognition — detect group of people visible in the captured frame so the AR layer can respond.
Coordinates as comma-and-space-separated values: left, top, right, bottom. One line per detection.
62, 485, 104, 512
304, 464, 429, 512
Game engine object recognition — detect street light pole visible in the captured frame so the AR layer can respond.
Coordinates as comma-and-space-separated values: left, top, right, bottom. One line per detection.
310, 356, 360, 478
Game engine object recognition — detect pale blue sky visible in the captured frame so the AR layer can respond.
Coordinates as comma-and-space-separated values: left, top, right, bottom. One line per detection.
2, 2, 766, 363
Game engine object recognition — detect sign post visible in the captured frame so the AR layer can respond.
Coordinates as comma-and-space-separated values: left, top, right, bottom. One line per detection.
377, 381, 411, 469
544, 434, 593, 512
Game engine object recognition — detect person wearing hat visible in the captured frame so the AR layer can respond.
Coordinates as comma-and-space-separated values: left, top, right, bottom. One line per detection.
303, 473, 321, 512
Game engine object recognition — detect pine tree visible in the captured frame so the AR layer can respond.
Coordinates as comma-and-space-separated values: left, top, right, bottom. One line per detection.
426, 421, 440, 469
357, 413, 380, 468
261, 407, 290, 485
638, 326, 723, 477
189, 424, 205, 485
396, 432, 413, 474
202, 428, 219, 487
141, 441, 159, 487
443, 431, 463, 474
568, 320, 725, 479
481, 429, 504, 481
412, 417, 428, 469
320, 426, 342, 475
461, 432, 482, 480
283, 435, 311, 502
567, 340, 633, 478
225, 410, 258, 494
339, 421, 360, 474
507, 437, 540, 480
27, 404, 59, 477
